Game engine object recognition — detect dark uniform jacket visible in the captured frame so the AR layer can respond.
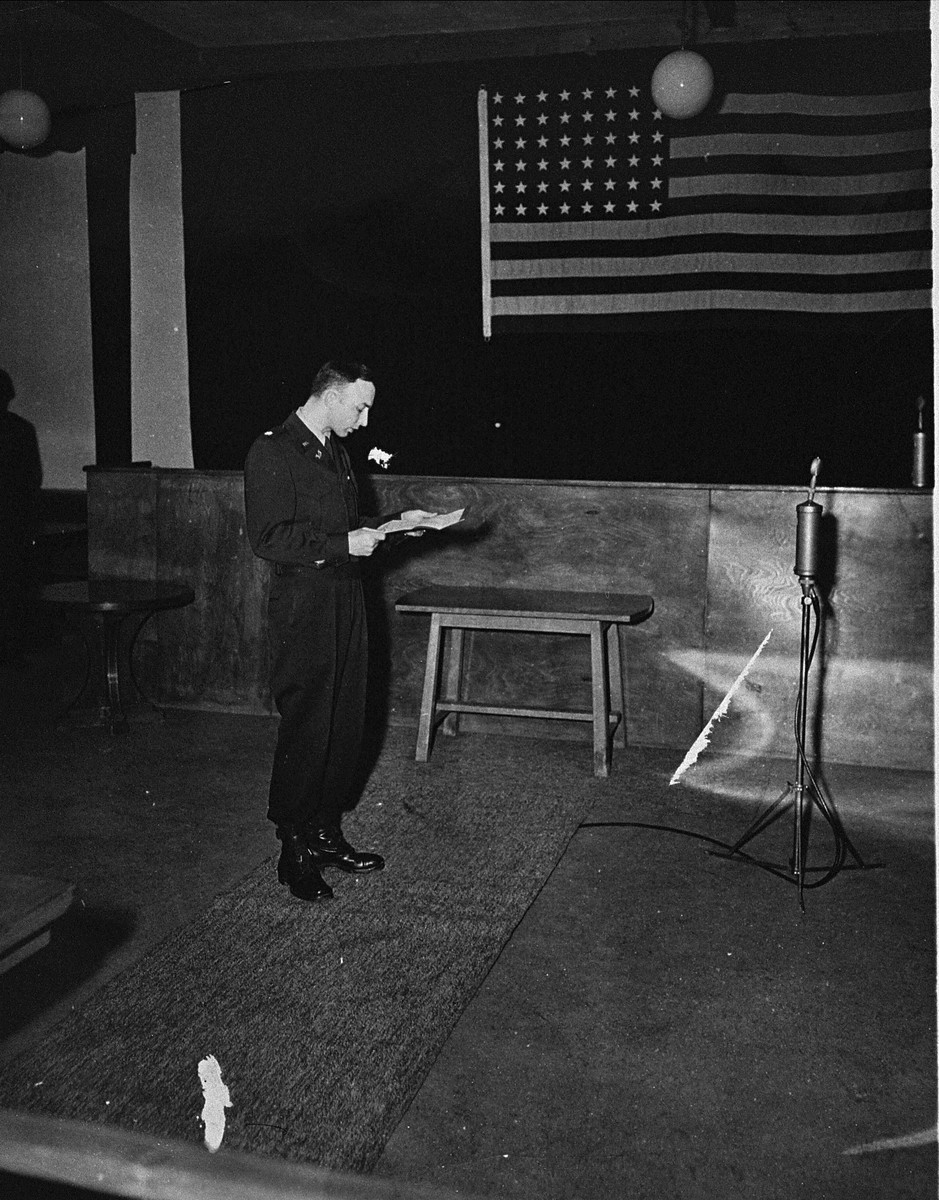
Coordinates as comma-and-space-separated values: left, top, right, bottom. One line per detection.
244, 412, 384, 572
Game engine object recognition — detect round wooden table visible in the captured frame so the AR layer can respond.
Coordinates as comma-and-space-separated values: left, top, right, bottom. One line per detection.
42, 578, 195, 732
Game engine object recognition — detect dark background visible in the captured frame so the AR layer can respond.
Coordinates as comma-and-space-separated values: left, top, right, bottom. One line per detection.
171, 33, 931, 488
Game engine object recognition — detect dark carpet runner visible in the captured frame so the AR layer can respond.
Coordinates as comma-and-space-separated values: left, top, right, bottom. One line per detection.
0, 733, 602, 1172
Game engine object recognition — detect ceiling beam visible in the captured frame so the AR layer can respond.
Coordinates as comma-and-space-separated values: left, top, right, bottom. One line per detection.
1, 0, 929, 114
180, 2, 932, 82
54, 1, 199, 54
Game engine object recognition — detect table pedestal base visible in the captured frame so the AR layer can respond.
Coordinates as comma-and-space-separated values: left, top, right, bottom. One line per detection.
42, 580, 195, 735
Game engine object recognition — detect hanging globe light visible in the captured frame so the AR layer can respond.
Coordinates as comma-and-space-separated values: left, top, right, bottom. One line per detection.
651, 49, 714, 120
0, 87, 51, 149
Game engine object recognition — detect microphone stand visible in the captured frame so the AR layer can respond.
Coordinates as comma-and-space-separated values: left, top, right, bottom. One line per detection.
710, 460, 882, 909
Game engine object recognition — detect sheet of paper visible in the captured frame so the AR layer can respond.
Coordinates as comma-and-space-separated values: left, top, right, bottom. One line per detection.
378, 508, 465, 535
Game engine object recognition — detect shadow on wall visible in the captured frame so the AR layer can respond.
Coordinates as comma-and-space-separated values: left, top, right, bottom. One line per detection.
0, 368, 43, 663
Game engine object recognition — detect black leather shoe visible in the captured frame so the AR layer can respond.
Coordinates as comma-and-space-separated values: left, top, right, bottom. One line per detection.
307, 826, 385, 873
276, 828, 334, 900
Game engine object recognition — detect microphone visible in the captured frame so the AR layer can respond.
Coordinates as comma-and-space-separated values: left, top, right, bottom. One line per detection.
912, 395, 927, 488
795, 457, 822, 580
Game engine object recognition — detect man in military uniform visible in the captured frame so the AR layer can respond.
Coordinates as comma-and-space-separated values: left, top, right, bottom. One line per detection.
244, 361, 433, 901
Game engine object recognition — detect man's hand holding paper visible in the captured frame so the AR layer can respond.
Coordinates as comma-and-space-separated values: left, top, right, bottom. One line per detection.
379, 508, 465, 536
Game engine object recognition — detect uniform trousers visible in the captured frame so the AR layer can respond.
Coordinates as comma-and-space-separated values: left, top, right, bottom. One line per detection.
266, 567, 367, 831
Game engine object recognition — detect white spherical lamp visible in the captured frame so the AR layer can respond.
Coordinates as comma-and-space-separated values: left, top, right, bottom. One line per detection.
651, 50, 714, 119
0, 88, 51, 149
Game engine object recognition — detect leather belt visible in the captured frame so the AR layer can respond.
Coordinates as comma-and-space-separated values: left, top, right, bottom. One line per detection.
273, 560, 361, 580
273, 562, 323, 576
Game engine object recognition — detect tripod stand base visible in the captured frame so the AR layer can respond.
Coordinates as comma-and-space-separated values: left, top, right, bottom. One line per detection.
711, 780, 884, 909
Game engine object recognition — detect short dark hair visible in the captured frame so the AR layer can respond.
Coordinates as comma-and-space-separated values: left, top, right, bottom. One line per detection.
309, 361, 371, 397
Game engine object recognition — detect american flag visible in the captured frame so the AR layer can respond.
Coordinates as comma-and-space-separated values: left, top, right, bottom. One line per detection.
478, 51, 931, 335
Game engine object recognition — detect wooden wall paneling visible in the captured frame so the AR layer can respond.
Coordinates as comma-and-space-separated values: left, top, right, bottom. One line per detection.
705, 490, 933, 772
153, 472, 271, 712
86, 468, 158, 578
83, 471, 931, 770
702, 489, 807, 781
813, 490, 932, 769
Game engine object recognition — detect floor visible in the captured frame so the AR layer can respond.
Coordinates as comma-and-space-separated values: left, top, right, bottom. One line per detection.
0, 633, 935, 1199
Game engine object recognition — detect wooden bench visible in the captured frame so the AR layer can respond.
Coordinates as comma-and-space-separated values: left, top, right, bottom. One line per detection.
395, 585, 654, 777
0, 874, 75, 973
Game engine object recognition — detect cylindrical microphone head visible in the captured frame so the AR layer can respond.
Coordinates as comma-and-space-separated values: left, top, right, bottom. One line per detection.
913, 431, 927, 487
795, 500, 822, 577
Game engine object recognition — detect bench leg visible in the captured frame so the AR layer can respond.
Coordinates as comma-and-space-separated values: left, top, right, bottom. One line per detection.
441, 627, 464, 737
1, 929, 51, 974
590, 622, 611, 777
415, 613, 444, 762
608, 623, 626, 749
